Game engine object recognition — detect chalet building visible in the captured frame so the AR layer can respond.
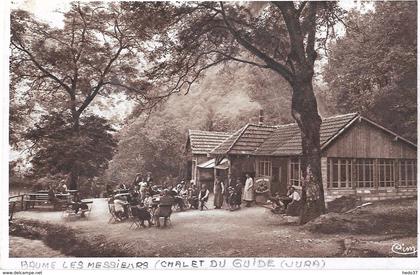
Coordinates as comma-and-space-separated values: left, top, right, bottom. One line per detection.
186, 113, 417, 202
185, 130, 231, 189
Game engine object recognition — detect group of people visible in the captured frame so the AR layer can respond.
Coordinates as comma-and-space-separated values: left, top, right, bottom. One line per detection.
30, 181, 90, 216
269, 185, 302, 216
212, 174, 251, 211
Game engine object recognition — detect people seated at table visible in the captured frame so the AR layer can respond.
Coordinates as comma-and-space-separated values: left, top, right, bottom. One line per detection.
71, 191, 89, 217
198, 184, 209, 211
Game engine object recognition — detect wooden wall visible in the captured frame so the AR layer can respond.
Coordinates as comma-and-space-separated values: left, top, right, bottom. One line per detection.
323, 120, 416, 159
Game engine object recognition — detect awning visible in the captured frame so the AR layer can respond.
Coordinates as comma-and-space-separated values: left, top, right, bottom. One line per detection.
197, 158, 229, 170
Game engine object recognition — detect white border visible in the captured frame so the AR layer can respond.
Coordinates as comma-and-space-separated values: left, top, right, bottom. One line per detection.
0, 0, 419, 272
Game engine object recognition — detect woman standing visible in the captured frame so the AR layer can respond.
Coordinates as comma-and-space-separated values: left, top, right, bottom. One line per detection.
213, 176, 224, 209
243, 174, 254, 207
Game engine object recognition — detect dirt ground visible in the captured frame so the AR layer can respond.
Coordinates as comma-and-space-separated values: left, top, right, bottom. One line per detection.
10, 197, 417, 257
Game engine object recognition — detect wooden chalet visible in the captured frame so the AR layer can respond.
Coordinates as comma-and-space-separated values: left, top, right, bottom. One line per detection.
187, 113, 417, 202
185, 130, 232, 188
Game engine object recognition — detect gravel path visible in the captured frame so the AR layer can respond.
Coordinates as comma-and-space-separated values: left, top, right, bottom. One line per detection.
11, 198, 415, 257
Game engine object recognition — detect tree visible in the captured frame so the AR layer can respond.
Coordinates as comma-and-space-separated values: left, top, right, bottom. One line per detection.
25, 113, 117, 189
125, 1, 345, 223
10, 3, 160, 188
323, 2, 417, 142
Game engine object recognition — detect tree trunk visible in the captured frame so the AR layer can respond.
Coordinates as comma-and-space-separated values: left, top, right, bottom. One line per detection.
68, 112, 80, 191
290, 73, 326, 224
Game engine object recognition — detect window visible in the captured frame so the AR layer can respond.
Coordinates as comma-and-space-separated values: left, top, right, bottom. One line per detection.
257, 158, 272, 178
290, 159, 302, 186
399, 160, 417, 187
327, 158, 352, 188
355, 159, 374, 188
378, 159, 394, 187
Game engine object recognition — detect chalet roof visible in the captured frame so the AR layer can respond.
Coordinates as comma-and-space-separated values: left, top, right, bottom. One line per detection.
187, 130, 232, 155
211, 113, 360, 156
258, 113, 359, 156
197, 112, 416, 157
210, 124, 278, 155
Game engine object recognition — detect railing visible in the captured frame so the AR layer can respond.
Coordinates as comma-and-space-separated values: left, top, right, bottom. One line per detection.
9, 194, 25, 212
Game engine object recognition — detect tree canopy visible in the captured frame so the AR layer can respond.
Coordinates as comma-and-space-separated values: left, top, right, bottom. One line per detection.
322, 1, 417, 142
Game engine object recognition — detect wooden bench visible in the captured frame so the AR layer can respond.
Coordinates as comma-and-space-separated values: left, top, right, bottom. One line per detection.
24, 193, 70, 210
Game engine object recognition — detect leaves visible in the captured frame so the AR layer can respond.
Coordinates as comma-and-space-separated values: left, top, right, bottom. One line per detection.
323, 2, 417, 141
26, 113, 117, 180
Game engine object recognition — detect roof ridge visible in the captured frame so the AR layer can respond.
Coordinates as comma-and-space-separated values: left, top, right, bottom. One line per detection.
225, 124, 250, 153
321, 112, 358, 120
246, 123, 280, 129
209, 125, 246, 154
320, 113, 360, 148
189, 129, 232, 134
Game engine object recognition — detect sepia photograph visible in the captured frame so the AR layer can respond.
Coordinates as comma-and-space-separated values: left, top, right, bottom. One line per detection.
4, 0, 418, 265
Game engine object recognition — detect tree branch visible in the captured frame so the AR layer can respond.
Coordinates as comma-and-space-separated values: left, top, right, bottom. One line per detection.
219, 2, 294, 84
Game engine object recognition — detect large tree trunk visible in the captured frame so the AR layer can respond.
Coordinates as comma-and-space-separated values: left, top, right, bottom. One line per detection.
291, 73, 326, 224
68, 112, 80, 191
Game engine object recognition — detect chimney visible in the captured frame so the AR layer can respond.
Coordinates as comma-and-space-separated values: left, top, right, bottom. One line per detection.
258, 109, 264, 125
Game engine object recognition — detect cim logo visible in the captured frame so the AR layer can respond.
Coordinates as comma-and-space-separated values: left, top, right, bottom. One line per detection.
391, 242, 417, 255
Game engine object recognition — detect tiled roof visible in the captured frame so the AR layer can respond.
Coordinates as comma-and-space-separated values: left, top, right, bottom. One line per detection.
188, 130, 232, 155
211, 124, 278, 155
210, 113, 359, 156
263, 112, 359, 156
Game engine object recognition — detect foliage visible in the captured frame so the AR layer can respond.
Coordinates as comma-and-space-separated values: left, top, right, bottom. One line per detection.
103, 61, 303, 187
25, 113, 117, 182
322, 2, 417, 141
10, 2, 168, 187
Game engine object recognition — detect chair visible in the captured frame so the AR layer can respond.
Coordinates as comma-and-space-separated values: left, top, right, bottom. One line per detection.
108, 203, 119, 224
128, 207, 142, 229
154, 204, 172, 227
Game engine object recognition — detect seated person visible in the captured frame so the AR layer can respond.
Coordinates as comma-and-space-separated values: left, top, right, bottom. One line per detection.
143, 193, 154, 209
269, 192, 285, 214
113, 195, 129, 221
131, 203, 153, 227
59, 180, 68, 194
198, 184, 209, 211
154, 189, 174, 227
71, 192, 89, 217
285, 186, 301, 216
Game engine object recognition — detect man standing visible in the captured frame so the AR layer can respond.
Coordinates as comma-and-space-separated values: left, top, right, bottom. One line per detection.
243, 174, 254, 207
213, 176, 224, 209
